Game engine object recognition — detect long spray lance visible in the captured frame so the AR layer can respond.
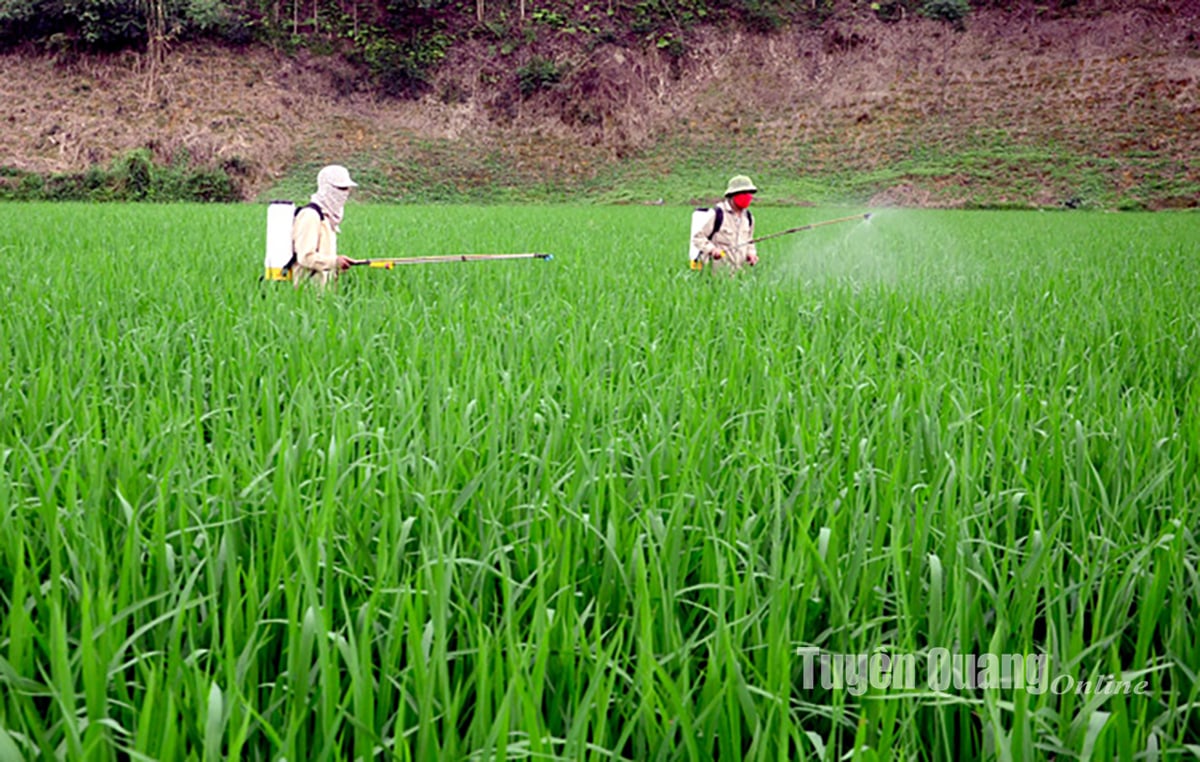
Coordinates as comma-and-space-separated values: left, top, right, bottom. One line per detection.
347, 252, 554, 269
699, 212, 872, 272
743, 213, 872, 247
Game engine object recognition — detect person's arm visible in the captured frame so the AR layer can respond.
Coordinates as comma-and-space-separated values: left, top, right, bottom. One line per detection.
293, 208, 340, 271
691, 209, 723, 260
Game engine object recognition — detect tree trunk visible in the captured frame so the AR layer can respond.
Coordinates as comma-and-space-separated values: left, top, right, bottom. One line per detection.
143, 0, 166, 101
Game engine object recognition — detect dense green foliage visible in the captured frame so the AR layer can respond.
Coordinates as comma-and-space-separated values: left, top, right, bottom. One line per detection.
0, 0, 1055, 95
1, 202, 1197, 760
0, 149, 242, 202
917, 0, 970, 26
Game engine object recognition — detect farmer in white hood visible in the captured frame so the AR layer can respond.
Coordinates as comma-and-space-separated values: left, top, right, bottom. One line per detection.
292, 164, 358, 287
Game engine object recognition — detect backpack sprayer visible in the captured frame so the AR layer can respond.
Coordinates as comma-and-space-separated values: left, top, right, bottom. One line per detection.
688, 211, 872, 270
263, 200, 298, 281
263, 200, 553, 281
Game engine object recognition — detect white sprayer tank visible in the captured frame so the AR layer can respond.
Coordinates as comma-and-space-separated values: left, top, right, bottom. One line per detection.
264, 200, 296, 280
689, 208, 712, 269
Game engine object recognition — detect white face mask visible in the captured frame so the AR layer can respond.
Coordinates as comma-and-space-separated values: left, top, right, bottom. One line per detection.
311, 169, 352, 229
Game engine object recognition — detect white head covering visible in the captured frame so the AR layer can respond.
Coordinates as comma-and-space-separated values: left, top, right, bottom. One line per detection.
310, 165, 358, 231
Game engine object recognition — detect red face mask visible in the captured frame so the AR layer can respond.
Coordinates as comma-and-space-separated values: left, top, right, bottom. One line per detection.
731, 193, 754, 210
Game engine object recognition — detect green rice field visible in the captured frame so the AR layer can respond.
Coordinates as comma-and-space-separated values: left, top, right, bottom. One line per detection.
1, 202, 1198, 760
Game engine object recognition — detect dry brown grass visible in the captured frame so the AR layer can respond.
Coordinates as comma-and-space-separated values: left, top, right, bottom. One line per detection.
1, 5, 1197, 202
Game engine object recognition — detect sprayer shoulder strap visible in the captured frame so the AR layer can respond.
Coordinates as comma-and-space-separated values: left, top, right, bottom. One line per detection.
295, 202, 324, 221
284, 204, 325, 273
708, 206, 751, 237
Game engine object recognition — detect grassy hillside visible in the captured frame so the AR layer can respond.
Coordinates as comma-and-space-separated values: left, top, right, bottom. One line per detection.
1, 3, 1198, 208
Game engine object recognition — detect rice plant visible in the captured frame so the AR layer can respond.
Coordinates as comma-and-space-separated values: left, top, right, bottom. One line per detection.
0, 202, 1197, 760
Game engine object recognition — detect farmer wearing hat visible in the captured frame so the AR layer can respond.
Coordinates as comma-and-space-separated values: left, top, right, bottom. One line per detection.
691, 175, 758, 275
292, 164, 358, 287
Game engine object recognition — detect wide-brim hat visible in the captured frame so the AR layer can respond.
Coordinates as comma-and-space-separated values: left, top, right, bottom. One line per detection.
724, 175, 757, 196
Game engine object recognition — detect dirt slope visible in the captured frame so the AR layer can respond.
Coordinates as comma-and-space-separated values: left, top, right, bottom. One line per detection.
2, 4, 1198, 206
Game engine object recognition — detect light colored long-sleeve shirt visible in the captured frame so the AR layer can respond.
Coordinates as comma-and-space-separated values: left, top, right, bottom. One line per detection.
291, 205, 339, 285
691, 199, 755, 272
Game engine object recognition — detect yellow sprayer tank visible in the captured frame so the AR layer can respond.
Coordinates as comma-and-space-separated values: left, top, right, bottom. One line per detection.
263, 201, 295, 281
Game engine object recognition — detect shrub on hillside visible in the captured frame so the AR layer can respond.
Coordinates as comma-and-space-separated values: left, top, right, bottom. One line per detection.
921, 0, 970, 27
517, 56, 561, 96
183, 168, 237, 201
118, 148, 155, 200
0, 150, 242, 202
